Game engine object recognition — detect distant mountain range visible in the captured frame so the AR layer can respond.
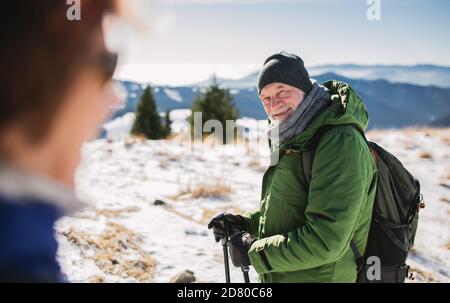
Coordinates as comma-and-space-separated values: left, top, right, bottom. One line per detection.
113, 65, 450, 129
194, 64, 450, 89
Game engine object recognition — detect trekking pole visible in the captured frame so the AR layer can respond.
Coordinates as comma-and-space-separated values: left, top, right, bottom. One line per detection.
230, 231, 251, 283
222, 221, 231, 283
241, 266, 250, 283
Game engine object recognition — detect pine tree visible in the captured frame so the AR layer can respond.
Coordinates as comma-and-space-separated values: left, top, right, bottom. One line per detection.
131, 85, 165, 139
163, 109, 172, 137
189, 76, 238, 144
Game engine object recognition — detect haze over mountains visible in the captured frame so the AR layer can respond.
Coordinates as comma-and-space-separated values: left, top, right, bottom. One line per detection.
114, 64, 450, 129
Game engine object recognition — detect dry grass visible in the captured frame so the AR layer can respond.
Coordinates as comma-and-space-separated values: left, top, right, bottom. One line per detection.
171, 182, 232, 200
193, 155, 205, 162
165, 133, 183, 141
154, 149, 181, 168
410, 266, 439, 283
368, 127, 450, 143
128, 134, 147, 142
62, 222, 157, 282
123, 136, 146, 149
400, 127, 450, 138
443, 137, 450, 146
366, 128, 404, 138
159, 153, 181, 169
95, 207, 140, 218
404, 143, 419, 150
247, 159, 265, 172
191, 183, 232, 199
94, 253, 156, 281
419, 151, 433, 159
75, 207, 140, 220
439, 197, 450, 203
439, 182, 450, 190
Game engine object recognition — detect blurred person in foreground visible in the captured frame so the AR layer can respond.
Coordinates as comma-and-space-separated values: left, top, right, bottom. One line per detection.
0, 0, 122, 282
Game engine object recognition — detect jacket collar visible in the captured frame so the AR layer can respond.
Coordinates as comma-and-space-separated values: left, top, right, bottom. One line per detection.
0, 161, 86, 215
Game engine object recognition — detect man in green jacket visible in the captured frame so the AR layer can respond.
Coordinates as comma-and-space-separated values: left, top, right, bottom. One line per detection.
209, 51, 378, 283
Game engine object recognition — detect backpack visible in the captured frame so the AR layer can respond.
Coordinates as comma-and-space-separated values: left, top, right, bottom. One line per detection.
302, 124, 425, 283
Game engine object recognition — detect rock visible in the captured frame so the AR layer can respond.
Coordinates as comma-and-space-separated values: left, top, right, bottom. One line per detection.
153, 199, 167, 206
88, 275, 105, 283
184, 228, 197, 236
170, 270, 196, 283
185, 228, 209, 237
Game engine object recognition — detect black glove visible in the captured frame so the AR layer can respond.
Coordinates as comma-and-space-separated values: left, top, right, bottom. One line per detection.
207, 212, 247, 243
229, 232, 256, 268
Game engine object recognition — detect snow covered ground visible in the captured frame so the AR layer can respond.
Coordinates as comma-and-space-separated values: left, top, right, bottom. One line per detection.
56, 126, 450, 283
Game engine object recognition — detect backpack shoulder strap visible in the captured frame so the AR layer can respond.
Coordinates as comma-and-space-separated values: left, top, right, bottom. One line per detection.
302, 125, 336, 184
302, 123, 368, 185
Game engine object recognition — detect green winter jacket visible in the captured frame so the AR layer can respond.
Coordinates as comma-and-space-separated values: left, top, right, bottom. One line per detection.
245, 80, 378, 283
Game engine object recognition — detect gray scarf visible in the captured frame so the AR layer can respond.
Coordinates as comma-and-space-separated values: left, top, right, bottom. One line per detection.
266, 81, 331, 148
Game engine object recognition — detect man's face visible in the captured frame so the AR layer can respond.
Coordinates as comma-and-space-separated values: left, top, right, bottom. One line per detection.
259, 83, 306, 121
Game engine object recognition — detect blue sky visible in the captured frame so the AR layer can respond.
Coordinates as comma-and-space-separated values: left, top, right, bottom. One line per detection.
112, 0, 450, 85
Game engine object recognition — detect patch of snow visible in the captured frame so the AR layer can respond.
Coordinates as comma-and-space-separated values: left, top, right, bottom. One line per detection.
56, 128, 450, 283
169, 109, 192, 121
103, 113, 135, 141
164, 88, 183, 103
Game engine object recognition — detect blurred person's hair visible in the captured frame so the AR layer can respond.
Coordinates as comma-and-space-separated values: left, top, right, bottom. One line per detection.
0, 0, 119, 154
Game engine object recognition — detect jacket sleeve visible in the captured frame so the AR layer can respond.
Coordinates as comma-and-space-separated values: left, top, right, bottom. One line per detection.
244, 209, 260, 236
248, 127, 373, 274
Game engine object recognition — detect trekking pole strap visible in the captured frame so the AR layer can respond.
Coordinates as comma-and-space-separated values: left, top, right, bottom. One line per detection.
350, 239, 365, 273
